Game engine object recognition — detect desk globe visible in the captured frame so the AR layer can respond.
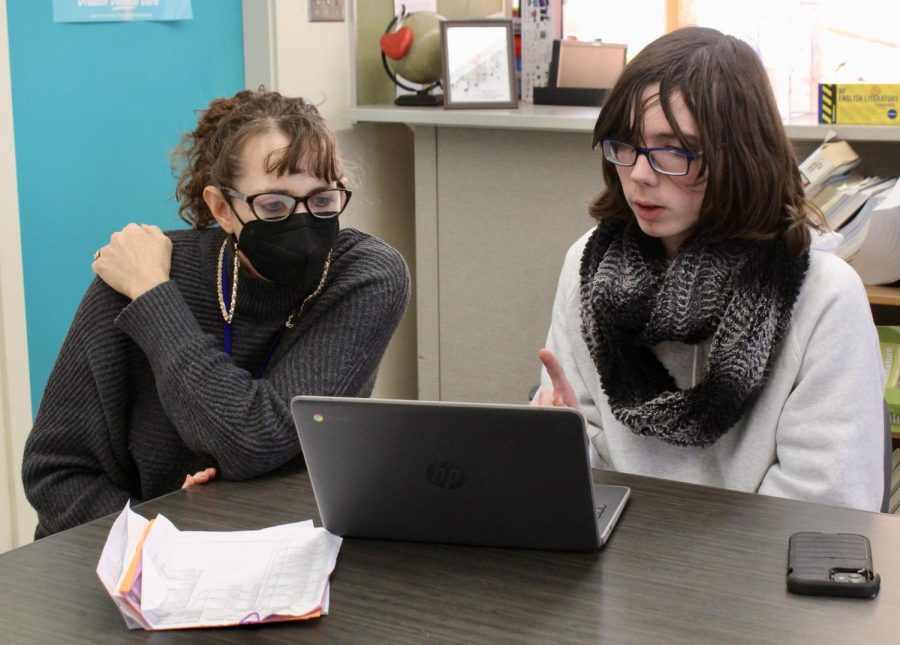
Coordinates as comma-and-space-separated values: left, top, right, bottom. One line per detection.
379, 8, 444, 106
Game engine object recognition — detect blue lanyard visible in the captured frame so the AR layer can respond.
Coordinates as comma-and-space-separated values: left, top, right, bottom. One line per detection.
221, 245, 286, 379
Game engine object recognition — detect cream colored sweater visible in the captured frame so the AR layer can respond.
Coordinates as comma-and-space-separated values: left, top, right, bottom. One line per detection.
538, 229, 885, 511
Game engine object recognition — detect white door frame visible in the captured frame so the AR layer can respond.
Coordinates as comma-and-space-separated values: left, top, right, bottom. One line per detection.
0, 0, 37, 551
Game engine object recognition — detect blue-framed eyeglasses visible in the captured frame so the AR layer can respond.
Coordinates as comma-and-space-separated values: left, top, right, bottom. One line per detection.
222, 186, 352, 222
600, 139, 702, 176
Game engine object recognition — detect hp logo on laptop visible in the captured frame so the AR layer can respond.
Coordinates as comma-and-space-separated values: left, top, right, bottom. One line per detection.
426, 460, 466, 490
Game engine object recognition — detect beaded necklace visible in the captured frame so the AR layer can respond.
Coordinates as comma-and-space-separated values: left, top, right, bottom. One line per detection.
215, 238, 332, 377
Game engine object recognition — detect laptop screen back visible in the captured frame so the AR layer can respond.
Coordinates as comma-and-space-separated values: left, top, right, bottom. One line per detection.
292, 397, 608, 552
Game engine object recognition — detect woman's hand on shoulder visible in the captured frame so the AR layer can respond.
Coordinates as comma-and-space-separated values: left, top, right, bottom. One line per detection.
529, 348, 580, 409
182, 467, 217, 490
92, 223, 172, 300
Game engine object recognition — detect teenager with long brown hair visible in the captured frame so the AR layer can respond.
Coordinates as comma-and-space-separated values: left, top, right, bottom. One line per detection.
533, 27, 884, 511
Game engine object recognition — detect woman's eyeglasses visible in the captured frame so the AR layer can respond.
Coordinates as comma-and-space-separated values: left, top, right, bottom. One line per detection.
222, 186, 352, 222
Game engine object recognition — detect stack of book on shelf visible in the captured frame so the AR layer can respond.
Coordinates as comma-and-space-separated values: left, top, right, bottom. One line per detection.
811, 174, 896, 231
799, 137, 900, 285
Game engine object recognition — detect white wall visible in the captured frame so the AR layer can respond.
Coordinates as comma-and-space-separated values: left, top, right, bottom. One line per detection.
0, 0, 37, 551
243, 0, 418, 399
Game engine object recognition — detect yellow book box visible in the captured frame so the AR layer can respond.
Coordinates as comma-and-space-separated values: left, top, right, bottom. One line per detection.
819, 84, 900, 125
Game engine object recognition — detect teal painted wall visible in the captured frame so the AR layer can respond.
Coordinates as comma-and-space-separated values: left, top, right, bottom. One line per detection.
6, 0, 245, 417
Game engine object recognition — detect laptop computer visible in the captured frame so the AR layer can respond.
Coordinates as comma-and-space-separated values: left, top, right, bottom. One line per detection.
291, 396, 630, 552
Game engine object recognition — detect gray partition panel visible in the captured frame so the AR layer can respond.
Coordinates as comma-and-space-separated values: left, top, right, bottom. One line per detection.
434, 127, 601, 403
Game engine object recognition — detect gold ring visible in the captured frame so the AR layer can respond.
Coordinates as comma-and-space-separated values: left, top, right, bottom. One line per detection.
93, 249, 101, 261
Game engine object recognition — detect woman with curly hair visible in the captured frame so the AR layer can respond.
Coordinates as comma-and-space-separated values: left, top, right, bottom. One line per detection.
23, 88, 410, 537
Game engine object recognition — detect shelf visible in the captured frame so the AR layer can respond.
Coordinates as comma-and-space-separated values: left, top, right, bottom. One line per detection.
345, 104, 900, 141
866, 285, 900, 307
344, 103, 600, 133
783, 114, 900, 143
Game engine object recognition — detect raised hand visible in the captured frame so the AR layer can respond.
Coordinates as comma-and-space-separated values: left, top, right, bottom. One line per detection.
92, 223, 172, 300
531, 348, 579, 409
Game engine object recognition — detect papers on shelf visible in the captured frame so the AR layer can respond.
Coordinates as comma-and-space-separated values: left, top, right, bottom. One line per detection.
96, 502, 342, 631
797, 133, 900, 286
799, 136, 861, 198
814, 175, 895, 231
846, 180, 900, 285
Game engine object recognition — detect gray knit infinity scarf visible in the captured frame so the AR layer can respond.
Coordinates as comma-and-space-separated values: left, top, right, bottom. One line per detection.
579, 219, 809, 447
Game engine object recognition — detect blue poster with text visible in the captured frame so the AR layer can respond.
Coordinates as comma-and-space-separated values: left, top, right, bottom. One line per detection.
52, 0, 193, 23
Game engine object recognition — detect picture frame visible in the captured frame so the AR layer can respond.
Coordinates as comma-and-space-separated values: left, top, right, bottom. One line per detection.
440, 19, 518, 109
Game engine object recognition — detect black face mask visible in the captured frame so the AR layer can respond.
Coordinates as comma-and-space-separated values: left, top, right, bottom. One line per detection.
236, 214, 338, 294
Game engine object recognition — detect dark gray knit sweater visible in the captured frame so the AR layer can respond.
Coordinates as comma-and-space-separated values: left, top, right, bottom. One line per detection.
22, 226, 410, 538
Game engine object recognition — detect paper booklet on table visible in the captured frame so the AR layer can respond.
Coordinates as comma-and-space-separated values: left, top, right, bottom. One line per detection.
96, 502, 342, 631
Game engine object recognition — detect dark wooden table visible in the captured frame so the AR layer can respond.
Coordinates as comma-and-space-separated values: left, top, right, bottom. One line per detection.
1, 461, 898, 644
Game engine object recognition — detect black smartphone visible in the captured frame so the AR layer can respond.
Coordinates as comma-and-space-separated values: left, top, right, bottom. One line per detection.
787, 532, 880, 598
